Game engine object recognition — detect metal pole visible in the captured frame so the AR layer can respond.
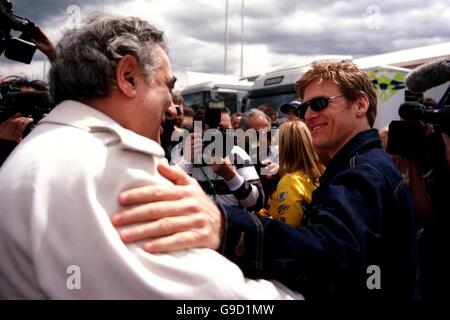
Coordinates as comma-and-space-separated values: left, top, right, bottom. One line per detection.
240, 0, 244, 78
224, 0, 229, 75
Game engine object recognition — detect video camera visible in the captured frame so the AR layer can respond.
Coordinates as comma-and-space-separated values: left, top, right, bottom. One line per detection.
0, 0, 38, 64
0, 84, 54, 129
387, 58, 450, 162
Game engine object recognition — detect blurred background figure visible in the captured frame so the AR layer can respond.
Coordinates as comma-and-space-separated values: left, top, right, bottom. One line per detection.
174, 106, 265, 212
181, 105, 194, 131
280, 100, 303, 122
258, 104, 280, 128
160, 91, 185, 162
0, 75, 50, 166
230, 111, 242, 130
240, 108, 279, 207
172, 90, 185, 129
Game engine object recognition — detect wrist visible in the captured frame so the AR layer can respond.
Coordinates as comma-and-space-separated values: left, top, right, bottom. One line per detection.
214, 202, 228, 253
225, 173, 244, 190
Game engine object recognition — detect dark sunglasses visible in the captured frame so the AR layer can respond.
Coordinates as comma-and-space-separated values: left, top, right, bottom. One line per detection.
300, 94, 345, 113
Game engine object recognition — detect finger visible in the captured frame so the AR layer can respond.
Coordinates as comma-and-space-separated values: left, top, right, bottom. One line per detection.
157, 162, 192, 186
18, 117, 32, 132
223, 156, 231, 165
142, 230, 209, 253
119, 213, 204, 243
112, 198, 197, 226
118, 184, 185, 206
7, 113, 22, 121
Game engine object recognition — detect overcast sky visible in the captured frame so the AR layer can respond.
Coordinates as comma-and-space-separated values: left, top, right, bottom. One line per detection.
1, 0, 450, 80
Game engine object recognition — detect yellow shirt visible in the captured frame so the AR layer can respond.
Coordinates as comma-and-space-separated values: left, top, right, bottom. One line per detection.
267, 171, 317, 228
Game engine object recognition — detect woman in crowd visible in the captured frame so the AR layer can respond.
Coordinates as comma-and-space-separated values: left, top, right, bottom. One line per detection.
264, 121, 324, 227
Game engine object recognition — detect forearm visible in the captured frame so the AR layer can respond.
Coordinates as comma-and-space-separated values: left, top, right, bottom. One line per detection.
226, 173, 265, 211
219, 204, 360, 298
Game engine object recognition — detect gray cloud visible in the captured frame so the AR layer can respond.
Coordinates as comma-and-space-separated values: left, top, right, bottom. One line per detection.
8, 0, 120, 24
2, 0, 449, 78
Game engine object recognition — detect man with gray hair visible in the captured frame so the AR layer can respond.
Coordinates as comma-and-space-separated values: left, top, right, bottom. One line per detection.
239, 109, 280, 204
0, 15, 302, 299
239, 108, 271, 131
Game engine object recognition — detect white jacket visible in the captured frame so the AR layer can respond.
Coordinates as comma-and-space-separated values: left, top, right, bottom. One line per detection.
0, 100, 303, 299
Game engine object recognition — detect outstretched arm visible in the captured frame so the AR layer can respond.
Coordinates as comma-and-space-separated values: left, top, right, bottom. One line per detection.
30, 26, 57, 62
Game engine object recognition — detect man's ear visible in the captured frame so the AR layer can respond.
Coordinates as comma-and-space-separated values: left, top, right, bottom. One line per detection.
116, 54, 140, 98
356, 94, 369, 118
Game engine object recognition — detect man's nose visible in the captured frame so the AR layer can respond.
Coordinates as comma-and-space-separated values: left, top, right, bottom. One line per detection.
166, 102, 177, 120
304, 107, 317, 122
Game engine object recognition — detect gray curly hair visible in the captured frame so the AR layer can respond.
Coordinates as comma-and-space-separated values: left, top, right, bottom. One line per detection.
49, 15, 167, 104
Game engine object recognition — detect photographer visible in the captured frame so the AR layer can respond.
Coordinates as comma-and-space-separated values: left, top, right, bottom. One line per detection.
174, 106, 265, 212
0, 0, 56, 166
388, 57, 450, 301
0, 75, 49, 166
417, 124, 450, 301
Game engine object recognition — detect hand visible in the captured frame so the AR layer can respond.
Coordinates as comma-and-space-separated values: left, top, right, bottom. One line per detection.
260, 158, 279, 178
211, 156, 236, 181
183, 132, 203, 163
111, 162, 223, 253
0, 113, 33, 142
29, 26, 56, 62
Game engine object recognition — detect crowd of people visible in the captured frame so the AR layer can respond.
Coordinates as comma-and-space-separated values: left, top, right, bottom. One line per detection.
0, 13, 449, 301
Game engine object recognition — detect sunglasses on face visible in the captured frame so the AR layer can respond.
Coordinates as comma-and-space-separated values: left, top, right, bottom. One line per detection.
301, 94, 345, 112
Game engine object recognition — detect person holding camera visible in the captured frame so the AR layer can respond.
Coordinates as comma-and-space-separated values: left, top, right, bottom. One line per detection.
0, 76, 50, 166
173, 106, 265, 212
112, 61, 418, 300
0, 14, 55, 166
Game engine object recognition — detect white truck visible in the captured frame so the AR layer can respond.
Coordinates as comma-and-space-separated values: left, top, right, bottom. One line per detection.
175, 71, 253, 114
181, 80, 253, 114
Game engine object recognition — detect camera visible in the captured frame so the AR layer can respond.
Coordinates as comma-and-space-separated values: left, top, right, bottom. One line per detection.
202, 99, 234, 161
0, 0, 38, 64
388, 88, 449, 163
387, 57, 450, 161
0, 84, 55, 129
